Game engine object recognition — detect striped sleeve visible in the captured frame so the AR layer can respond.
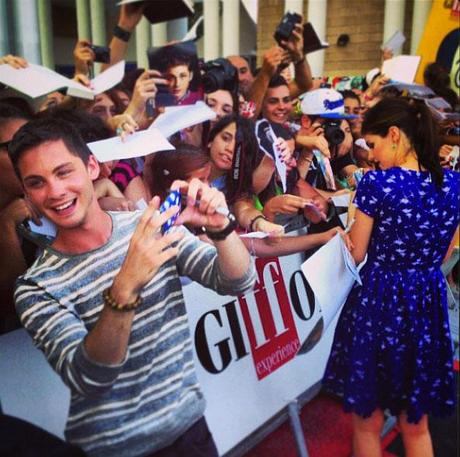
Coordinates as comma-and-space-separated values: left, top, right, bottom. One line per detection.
175, 228, 256, 295
14, 279, 125, 397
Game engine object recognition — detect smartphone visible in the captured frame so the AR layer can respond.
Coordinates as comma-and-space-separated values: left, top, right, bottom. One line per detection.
158, 190, 182, 234
89, 44, 111, 64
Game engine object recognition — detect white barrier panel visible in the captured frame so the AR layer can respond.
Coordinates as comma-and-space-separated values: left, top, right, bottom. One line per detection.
0, 249, 346, 454
183, 252, 340, 455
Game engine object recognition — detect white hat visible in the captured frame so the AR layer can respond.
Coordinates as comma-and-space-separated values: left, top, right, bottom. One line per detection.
300, 88, 357, 119
365, 67, 381, 87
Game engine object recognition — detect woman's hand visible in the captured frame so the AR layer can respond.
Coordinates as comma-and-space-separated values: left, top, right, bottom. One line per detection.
110, 113, 138, 140
73, 40, 95, 76
0, 54, 28, 69
275, 137, 296, 170
125, 70, 169, 121
263, 194, 314, 221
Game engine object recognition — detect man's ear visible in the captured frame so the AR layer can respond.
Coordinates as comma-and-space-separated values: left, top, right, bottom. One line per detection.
87, 155, 101, 181
188, 71, 193, 82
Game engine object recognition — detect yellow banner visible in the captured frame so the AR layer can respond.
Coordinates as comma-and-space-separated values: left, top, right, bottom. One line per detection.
415, 0, 460, 91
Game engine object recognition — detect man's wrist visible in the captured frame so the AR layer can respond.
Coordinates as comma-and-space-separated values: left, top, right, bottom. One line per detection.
111, 276, 139, 305
205, 213, 237, 241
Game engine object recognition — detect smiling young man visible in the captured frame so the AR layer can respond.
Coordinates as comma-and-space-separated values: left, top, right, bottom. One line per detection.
261, 74, 293, 125
9, 118, 255, 457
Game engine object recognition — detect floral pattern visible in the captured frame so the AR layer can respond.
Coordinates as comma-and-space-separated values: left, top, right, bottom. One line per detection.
323, 168, 460, 423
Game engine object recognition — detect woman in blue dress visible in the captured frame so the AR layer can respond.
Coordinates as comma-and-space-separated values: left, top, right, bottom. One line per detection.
323, 98, 459, 457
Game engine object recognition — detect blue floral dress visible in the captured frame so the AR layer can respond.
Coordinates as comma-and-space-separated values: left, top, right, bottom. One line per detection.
323, 167, 460, 423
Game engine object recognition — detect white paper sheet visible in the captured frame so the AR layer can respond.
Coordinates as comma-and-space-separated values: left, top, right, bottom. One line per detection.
66, 61, 125, 100
301, 234, 357, 330
383, 81, 435, 98
87, 128, 174, 163
382, 55, 421, 84
240, 231, 269, 239
0, 64, 72, 99
0, 61, 125, 100
150, 101, 216, 137
355, 138, 370, 151
135, 198, 148, 210
381, 30, 405, 52
182, 16, 203, 41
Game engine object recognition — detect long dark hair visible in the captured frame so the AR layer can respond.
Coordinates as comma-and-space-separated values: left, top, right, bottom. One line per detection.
361, 98, 443, 186
208, 114, 258, 203
145, 143, 210, 201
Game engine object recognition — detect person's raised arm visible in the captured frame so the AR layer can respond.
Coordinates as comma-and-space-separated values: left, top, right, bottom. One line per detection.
280, 21, 313, 98
246, 46, 285, 119
233, 197, 284, 235
173, 178, 253, 282
83, 199, 183, 365
73, 40, 95, 77
102, 3, 144, 71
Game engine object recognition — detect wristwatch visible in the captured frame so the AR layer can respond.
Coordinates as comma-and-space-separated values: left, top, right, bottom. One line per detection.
205, 213, 237, 241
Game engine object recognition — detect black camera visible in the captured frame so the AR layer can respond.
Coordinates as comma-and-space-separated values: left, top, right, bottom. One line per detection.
274, 11, 302, 46
323, 120, 345, 147
201, 58, 238, 94
89, 44, 111, 64
446, 126, 460, 136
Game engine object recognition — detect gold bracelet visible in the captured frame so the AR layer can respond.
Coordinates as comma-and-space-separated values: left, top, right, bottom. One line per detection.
103, 287, 142, 312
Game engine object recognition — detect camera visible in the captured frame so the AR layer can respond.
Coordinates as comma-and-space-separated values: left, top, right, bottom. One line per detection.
274, 11, 302, 46
446, 126, 460, 136
201, 58, 238, 94
322, 120, 345, 147
89, 44, 111, 64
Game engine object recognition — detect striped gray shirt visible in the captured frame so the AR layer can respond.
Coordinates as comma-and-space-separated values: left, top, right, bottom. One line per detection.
14, 211, 256, 457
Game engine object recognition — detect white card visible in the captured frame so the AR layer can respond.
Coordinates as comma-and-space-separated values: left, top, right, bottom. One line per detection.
135, 198, 148, 210
382, 55, 421, 84
0, 64, 78, 99
182, 16, 203, 42
381, 30, 405, 52
87, 128, 174, 163
150, 101, 216, 138
240, 231, 269, 239
67, 61, 125, 100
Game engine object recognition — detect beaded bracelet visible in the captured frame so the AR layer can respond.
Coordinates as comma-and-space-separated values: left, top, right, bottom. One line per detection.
103, 287, 141, 312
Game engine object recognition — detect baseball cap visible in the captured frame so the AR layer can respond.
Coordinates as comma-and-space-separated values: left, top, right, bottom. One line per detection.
300, 88, 358, 119
365, 67, 381, 87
